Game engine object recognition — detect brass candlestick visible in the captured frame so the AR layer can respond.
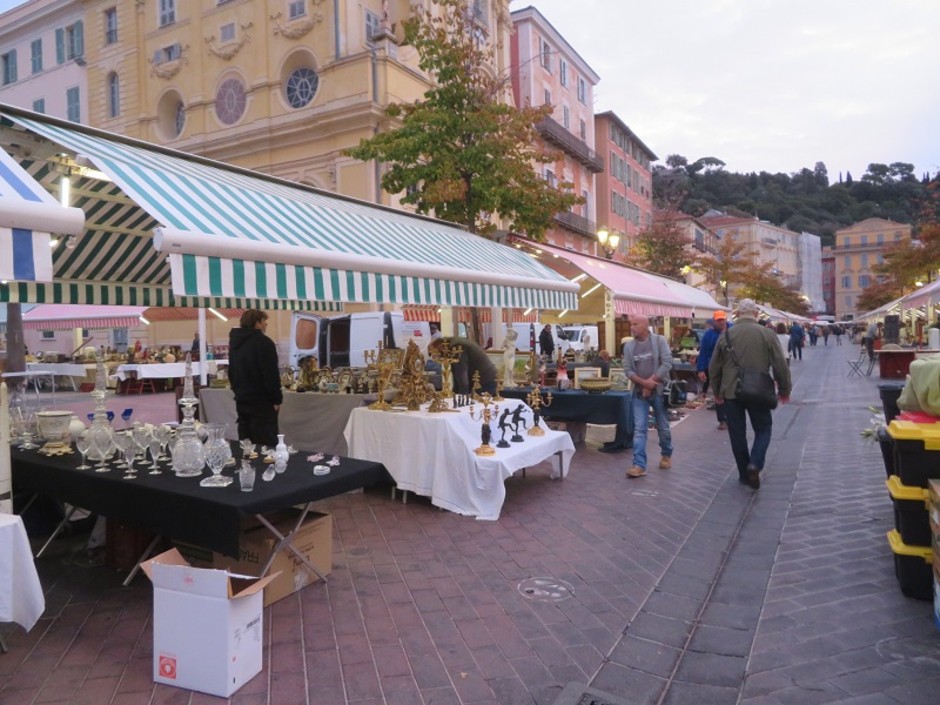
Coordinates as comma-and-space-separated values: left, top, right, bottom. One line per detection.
471, 370, 482, 401
468, 393, 498, 456
432, 339, 462, 399
494, 377, 505, 401
527, 388, 553, 436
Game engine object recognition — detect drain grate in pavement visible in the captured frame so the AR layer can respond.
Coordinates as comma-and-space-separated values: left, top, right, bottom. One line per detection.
552, 682, 630, 705
517, 577, 574, 602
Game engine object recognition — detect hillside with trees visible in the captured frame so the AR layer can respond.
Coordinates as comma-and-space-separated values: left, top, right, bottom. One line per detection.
653, 156, 937, 246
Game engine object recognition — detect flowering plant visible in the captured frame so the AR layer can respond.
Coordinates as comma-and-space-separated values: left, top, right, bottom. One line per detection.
859, 405, 887, 442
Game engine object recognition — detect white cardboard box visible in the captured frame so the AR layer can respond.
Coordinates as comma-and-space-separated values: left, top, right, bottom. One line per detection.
141, 548, 278, 698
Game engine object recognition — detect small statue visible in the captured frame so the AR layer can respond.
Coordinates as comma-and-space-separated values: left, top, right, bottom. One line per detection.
556, 357, 570, 390
496, 408, 512, 448
502, 327, 518, 388
510, 404, 527, 443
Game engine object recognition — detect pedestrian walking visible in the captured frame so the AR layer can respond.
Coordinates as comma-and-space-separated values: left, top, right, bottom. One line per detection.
709, 299, 791, 489
622, 315, 673, 478
832, 323, 843, 345
696, 311, 729, 430
538, 324, 555, 359
865, 320, 879, 360
788, 322, 804, 360
228, 309, 282, 448
822, 325, 830, 346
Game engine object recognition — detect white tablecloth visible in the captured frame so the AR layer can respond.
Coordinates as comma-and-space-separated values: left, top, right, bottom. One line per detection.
0, 514, 44, 632
114, 360, 227, 381
27, 362, 88, 378
343, 402, 574, 520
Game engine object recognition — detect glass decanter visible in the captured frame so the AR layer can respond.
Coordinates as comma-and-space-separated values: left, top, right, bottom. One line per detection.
200, 423, 233, 487
172, 354, 206, 477
86, 358, 116, 467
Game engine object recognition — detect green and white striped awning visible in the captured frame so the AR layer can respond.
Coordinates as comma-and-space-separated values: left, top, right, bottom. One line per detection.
2, 107, 577, 310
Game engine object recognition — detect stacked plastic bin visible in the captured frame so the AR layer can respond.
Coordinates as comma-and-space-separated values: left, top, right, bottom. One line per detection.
930, 482, 940, 626
885, 420, 940, 601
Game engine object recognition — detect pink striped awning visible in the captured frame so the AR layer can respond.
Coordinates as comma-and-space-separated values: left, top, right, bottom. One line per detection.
23, 304, 146, 330
525, 242, 693, 318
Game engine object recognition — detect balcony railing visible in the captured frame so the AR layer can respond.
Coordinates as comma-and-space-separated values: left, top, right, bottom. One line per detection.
553, 211, 596, 237
833, 241, 895, 251
535, 117, 604, 173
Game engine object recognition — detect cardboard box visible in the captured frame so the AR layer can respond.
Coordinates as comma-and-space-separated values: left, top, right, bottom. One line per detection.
180, 511, 332, 608
141, 548, 278, 698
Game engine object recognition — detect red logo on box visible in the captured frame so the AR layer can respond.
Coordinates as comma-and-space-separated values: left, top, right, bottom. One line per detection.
159, 654, 177, 680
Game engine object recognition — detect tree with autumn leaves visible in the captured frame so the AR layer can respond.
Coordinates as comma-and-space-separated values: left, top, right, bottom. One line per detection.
345, 0, 580, 238
691, 234, 810, 314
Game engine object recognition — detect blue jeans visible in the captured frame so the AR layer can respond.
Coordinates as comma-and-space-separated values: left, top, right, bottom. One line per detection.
631, 389, 672, 470
723, 398, 773, 478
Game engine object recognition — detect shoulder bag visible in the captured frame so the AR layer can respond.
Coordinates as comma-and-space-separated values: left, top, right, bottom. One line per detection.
724, 329, 778, 410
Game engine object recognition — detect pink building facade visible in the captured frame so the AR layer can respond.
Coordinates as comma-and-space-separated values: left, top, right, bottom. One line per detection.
510, 6, 602, 254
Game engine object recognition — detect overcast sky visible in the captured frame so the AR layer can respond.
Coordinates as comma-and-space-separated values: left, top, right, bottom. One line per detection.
522, 0, 940, 180
1, 0, 937, 180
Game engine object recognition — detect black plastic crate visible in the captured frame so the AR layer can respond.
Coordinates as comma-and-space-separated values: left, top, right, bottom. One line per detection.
878, 381, 906, 425
887, 476, 931, 545
878, 427, 895, 477
894, 438, 940, 488
888, 530, 933, 601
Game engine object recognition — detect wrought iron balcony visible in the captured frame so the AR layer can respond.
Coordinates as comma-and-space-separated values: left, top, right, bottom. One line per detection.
553, 211, 596, 237
535, 117, 604, 173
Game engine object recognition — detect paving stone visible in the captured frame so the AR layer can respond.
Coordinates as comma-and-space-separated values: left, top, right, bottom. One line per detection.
672, 650, 746, 688
607, 634, 681, 678
687, 623, 755, 657
661, 680, 740, 705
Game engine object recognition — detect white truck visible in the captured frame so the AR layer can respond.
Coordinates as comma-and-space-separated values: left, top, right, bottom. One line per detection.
289, 311, 430, 369
557, 325, 599, 353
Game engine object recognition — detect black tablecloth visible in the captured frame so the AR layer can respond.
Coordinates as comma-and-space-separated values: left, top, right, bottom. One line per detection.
12, 445, 388, 556
500, 388, 633, 446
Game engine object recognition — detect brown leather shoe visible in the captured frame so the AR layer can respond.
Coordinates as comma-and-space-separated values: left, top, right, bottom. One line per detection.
718, 422, 728, 431
658, 456, 672, 470
626, 466, 646, 478
746, 467, 761, 489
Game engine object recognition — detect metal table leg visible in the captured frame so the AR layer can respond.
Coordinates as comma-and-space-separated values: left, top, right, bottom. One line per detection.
254, 503, 327, 583
122, 535, 162, 587
35, 505, 78, 557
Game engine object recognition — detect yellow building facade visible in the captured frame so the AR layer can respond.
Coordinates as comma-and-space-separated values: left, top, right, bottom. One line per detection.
83, 0, 512, 204
833, 217, 911, 320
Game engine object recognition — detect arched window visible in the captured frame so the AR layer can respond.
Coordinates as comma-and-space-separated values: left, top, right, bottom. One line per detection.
107, 72, 120, 118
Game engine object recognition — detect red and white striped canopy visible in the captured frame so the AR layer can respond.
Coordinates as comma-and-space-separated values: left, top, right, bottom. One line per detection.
402, 306, 538, 323
22, 304, 146, 330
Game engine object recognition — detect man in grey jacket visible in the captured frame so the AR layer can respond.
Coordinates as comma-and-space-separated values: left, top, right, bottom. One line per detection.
622, 315, 673, 478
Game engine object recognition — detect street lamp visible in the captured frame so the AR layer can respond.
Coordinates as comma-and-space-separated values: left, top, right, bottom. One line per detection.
597, 228, 621, 260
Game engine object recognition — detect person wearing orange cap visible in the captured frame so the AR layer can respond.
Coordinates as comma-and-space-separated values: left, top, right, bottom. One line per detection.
696, 310, 730, 430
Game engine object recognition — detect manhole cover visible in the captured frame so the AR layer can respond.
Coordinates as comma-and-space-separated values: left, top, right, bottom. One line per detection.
518, 577, 574, 601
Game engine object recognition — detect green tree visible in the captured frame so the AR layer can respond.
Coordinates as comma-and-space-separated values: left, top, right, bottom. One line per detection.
344, 0, 580, 238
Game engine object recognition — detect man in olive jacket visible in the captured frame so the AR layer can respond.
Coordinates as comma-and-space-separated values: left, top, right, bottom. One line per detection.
709, 299, 791, 489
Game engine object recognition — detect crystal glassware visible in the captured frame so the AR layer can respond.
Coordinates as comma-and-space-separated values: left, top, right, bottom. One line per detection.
147, 434, 163, 474
112, 432, 130, 470
118, 433, 138, 479
132, 423, 151, 466
93, 427, 115, 472
75, 432, 92, 470
121, 408, 133, 427
238, 459, 256, 492
200, 424, 233, 487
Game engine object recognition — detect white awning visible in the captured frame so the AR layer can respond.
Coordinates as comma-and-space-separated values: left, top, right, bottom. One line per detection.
0, 147, 84, 283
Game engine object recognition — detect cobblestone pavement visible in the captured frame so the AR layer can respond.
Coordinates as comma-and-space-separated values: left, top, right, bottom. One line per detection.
2, 342, 938, 704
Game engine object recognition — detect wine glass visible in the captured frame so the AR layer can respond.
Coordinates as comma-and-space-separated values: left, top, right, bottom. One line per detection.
155, 425, 172, 461
112, 432, 130, 470
75, 432, 92, 470
121, 408, 133, 428
93, 429, 115, 473
19, 409, 40, 450
132, 423, 151, 466
106, 410, 115, 424
119, 433, 138, 480
147, 433, 163, 474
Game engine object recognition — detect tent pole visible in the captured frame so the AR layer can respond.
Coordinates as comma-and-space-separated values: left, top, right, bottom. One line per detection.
198, 309, 208, 386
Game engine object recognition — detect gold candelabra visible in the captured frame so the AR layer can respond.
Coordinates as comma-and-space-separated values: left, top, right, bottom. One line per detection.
432, 339, 462, 399
526, 388, 553, 436
366, 341, 396, 410
471, 370, 482, 401
468, 393, 498, 456
494, 377, 505, 401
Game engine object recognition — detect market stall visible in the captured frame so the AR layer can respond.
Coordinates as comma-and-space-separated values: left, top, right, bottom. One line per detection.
200, 387, 373, 456
344, 402, 574, 519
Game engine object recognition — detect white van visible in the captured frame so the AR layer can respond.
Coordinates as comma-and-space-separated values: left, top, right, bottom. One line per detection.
289, 312, 430, 369
481, 322, 539, 352
558, 325, 599, 353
